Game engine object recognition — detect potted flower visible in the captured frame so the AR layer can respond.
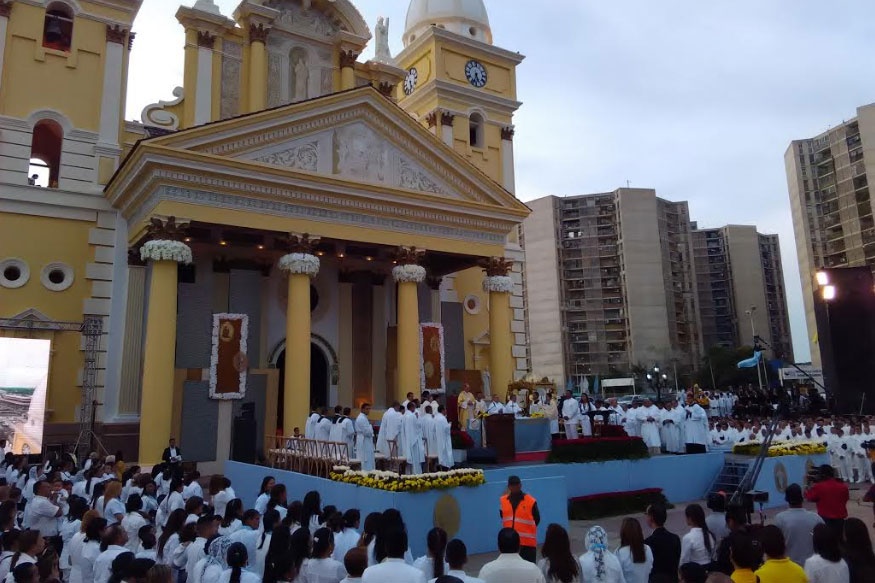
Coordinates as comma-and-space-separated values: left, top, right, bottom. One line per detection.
451, 430, 475, 463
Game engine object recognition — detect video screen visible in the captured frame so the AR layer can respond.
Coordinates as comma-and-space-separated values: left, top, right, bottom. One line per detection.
0, 338, 51, 454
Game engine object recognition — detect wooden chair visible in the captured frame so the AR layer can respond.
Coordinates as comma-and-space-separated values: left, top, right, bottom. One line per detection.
387, 439, 407, 475
424, 438, 438, 473
337, 443, 362, 471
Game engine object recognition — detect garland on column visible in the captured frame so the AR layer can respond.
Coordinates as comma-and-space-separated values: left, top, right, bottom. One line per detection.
480, 256, 514, 293
278, 233, 321, 277
392, 245, 427, 283
139, 216, 192, 264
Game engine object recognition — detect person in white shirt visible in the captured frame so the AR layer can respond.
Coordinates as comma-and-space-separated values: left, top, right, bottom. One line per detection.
102, 481, 125, 526
303, 527, 348, 583
210, 477, 235, 518
504, 397, 523, 418
183, 471, 204, 501
413, 528, 449, 581
433, 539, 484, 583
578, 526, 623, 583
341, 546, 368, 583
560, 392, 580, 439
485, 395, 505, 416
121, 495, 148, 552
421, 406, 438, 462
188, 515, 218, 580
804, 523, 850, 583
355, 405, 376, 471
92, 525, 128, 583
682, 394, 709, 454
578, 395, 595, 437
543, 394, 560, 438
479, 528, 546, 583
228, 509, 261, 573
536, 524, 580, 583
28, 480, 62, 539
679, 504, 716, 566
635, 398, 661, 455
220, 541, 260, 583
332, 510, 361, 564
616, 518, 652, 583
362, 528, 425, 583
253, 476, 275, 516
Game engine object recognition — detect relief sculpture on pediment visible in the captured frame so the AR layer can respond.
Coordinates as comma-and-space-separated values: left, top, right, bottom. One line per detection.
333, 124, 388, 182
255, 142, 318, 172
270, 1, 339, 37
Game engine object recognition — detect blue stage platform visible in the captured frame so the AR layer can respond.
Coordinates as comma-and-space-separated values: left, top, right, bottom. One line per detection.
225, 452, 730, 556
751, 453, 829, 509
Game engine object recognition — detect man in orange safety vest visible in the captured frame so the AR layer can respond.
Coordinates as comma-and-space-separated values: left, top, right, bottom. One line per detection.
499, 475, 541, 563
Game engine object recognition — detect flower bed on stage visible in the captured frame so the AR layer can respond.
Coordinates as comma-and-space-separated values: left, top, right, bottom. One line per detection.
547, 436, 649, 464
732, 440, 827, 457
329, 467, 486, 492
568, 488, 670, 520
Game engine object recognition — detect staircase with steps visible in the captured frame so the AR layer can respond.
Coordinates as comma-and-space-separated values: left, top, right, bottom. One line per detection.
708, 458, 752, 496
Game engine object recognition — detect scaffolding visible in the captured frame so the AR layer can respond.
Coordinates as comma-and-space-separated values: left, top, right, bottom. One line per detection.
0, 315, 103, 460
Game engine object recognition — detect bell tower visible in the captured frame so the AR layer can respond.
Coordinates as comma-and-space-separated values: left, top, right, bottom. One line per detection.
395, 0, 523, 195
0, 0, 140, 190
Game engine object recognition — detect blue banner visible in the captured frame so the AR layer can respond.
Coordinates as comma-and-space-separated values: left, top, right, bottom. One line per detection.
737, 351, 763, 369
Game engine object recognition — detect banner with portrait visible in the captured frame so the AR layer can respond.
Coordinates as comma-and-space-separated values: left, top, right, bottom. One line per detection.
420, 322, 446, 392
210, 313, 249, 400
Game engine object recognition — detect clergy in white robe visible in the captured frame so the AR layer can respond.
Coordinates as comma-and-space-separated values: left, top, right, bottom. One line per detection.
380, 405, 404, 457
420, 407, 437, 459
529, 394, 544, 415
485, 397, 505, 416
624, 404, 641, 437
433, 407, 454, 469
329, 417, 345, 444
560, 393, 580, 439
376, 406, 396, 456
402, 403, 425, 474
543, 395, 560, 435
661, 401, 684, 454
504, 400, 522, 417
305, 411, 320, 439
636, 399, 662, 453
355, 405, 376, 470
315, 415, 333, 442
457, 384, 476, 430
341, 410, 356, 459
682, 396, 709, 453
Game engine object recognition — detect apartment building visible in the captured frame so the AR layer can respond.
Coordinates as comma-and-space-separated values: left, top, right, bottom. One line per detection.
785, 103, 875, 367
524, 188, 792, 384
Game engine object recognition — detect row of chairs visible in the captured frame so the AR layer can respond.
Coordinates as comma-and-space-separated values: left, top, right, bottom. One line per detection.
265, 436, 438, 476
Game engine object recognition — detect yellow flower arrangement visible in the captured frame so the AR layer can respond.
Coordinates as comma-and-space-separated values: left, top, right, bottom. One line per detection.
529, 411, 545, 419
732, 439, 827, 458
328, 467, 486, 493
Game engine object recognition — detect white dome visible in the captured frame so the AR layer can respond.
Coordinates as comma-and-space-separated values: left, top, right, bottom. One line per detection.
404, 0, 492, 47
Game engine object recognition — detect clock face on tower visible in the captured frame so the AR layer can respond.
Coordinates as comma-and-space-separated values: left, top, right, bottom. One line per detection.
465, 60, 487, 88
403, 68, 418, 96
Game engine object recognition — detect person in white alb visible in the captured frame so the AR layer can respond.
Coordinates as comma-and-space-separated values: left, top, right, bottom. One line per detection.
636, 398, 662, 455
486, 395, 505, 416
560, 392, 580, 439
361, 528, 426, 583
478, 528, 546, 583
355, 404, 376, 471
402, 402, 425, 475
433, 406, 455, 470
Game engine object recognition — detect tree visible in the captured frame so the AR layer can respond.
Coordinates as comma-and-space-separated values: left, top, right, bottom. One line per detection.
694, 345, 760, 390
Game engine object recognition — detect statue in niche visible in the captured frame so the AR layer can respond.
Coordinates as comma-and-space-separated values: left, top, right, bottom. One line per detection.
293, 57, 309, 101
374, 17, 393, 64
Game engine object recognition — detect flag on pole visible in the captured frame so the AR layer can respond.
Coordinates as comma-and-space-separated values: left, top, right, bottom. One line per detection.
737, 351, 763, 369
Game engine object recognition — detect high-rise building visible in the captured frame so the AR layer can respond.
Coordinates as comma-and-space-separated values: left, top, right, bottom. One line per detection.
785, 103, 875, 367
524, 189, 793, 384
691, 226, 792, 359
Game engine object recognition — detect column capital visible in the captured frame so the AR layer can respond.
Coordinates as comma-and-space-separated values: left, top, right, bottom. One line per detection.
375, 81, 395, 98
128, 32, 136, 51
501, 126, 515, 141
140, 217, 192, 264
425, 111, 438, 128
393, 245, 426, 266
0, 2, 12, 19
481, 256, 513, 277
197, 30, 216, 49
106, 24, 128, 45
339, 49, 359, 68
441, 111, 456, 126
481, 256, 513, 294
249, 23, 270, 44
282, 232, 320, 254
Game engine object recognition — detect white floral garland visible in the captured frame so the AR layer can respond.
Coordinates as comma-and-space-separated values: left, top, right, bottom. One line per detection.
278, 253, 320, 277
331, 466, 484, 480
483, 275, 513, 293
209, 313, 249, 400
420, 322, 446, 393
140, 240, 193, 264
392, 264, 426, 283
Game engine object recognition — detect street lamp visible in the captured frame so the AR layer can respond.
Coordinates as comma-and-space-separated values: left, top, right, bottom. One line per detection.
647, 365, 664, 403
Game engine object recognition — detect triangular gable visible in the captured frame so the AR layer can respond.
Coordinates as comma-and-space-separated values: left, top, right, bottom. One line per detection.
145, 87, 528, 212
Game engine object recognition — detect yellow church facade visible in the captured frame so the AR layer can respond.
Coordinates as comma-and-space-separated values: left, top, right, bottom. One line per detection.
0, 0, 530, 467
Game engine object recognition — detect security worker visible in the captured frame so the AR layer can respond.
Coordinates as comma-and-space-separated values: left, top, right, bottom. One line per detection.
499, 475, 540, 563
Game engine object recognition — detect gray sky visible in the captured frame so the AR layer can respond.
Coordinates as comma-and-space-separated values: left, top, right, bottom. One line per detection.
127, 1, 875, 362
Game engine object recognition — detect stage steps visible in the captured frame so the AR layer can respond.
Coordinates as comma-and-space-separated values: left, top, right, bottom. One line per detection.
708, 458, 752, 496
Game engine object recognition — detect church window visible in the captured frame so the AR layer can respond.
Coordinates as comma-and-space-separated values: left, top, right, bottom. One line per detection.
0, 259, 29, 289
469, 26, 477, 37
469, 113, 485, 149
29, 120, 63, 188
40, 262, 74, 292
43, 3, 74, 52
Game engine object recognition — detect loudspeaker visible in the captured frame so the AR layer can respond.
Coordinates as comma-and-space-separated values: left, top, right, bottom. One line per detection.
231, 417, 257, 463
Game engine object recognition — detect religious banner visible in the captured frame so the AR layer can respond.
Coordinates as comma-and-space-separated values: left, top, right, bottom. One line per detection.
420, 322, 446, 392
210, 313, 249, 400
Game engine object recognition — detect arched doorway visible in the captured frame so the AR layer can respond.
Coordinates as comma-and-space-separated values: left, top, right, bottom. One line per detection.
276, 342, 330, 430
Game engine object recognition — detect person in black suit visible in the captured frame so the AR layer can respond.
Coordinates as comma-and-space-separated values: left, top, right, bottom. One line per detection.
162, 438, 182, 478
644, 503, 681, 583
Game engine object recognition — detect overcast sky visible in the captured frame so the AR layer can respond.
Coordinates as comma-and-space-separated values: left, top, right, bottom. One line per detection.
128, 1, 875, 362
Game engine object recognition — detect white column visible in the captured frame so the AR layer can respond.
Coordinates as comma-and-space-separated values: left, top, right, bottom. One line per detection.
501, 127, 516, 195
98, 30, 125, 147
441, 112, 455, 147
0, 6, 9, 93
195, 44, 214, 125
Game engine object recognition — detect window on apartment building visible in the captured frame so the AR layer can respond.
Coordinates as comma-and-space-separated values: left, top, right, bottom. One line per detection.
29, 119, 63, 188
43, 3, 74, 52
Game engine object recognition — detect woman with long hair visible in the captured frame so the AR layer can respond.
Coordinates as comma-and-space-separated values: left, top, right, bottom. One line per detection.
76, 517, 106, 582
332, 509, 360, 563
617, 517, 653, 583
372, 509, 412, 566
301, 527, 346, 582
254, 477, 275, 515
102, 481, 125, 525
67, 509, 101, 583
843, 518, 875, 583
59, 496, 87, 580
680, 504, 716, 566
262, 524, 294, 583
804, 523, 849, 583
266, 484, 288, 521
194, 535, 230, 583
301, 491, 322, 535
219, 499, 244, 536
356, 512, 381, 552
0, 530, 20, 583
255, 509, 280, 579
221, 541, 259, 583
156, 508, 186, 566
7, 529, 43, 578
210, 477, 235, 519
578, 526, 623, 583
413, 527, 448, 580
539, 523, 580, 583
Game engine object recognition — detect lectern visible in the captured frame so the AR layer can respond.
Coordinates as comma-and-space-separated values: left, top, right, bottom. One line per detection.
485, 413, 516, 463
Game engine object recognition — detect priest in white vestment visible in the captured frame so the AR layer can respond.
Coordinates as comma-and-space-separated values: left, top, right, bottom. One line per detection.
315, 413, 333, 442
661, 400, 683, 454
377, 405, 402, 457
543, 393, 560, 436
682, 394, 709, 454
457, 383, 476, 430
341, 408, 356, 459
636, 398, 662, 454
402, 402, 425, 474
420, 406, 437, 459
529, 393, 544, 415
560, 392, 580, 439
504, 397, 522, 417
355, 404, 376, 470
485, 395, 505, 416
623, 403, 641, 437
433, 406, 454, 469
305, 410, 320, 439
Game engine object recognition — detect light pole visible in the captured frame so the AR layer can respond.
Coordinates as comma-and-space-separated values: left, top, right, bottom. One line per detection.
646, 365, 667, 403
745, 306, 764, 395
